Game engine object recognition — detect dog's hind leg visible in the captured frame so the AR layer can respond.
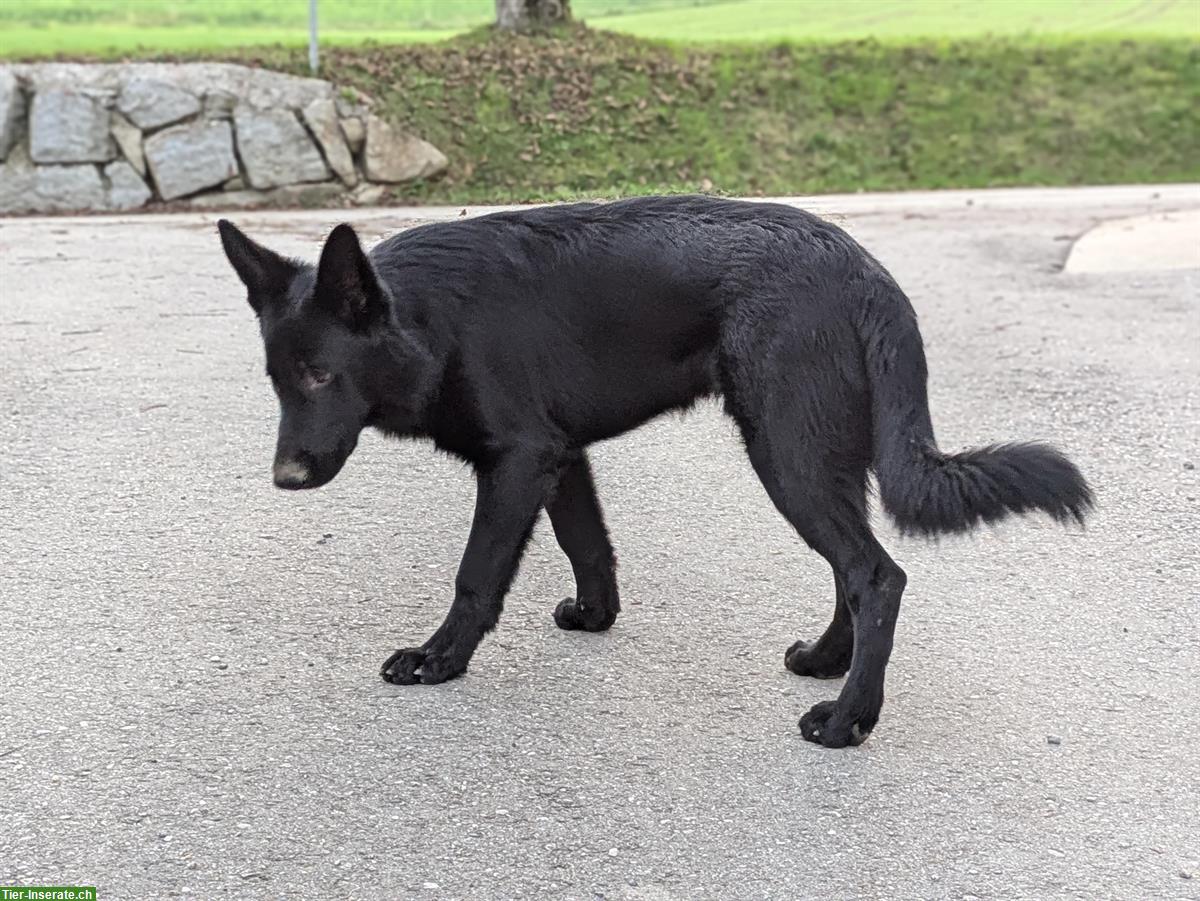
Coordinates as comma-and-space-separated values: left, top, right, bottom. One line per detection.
723, 301, 905, 746
795, 528, 905, 748
546, 452, 620, 632
784, 572, 854, 679
746, 439, 906, 747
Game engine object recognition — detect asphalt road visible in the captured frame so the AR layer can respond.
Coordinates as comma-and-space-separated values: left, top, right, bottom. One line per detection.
2, 186, 1198, 900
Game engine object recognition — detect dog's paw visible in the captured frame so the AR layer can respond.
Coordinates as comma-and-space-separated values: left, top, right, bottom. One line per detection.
380, 647, 467, 685
552, 597, 617, 632
799, 700, 874, 748
784, 638, 851, 679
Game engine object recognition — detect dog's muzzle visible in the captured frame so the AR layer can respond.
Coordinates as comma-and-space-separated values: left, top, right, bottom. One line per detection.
273, 458, 312, 490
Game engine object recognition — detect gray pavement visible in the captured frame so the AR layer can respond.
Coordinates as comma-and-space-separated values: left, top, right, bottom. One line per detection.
1, 185, 1198, 900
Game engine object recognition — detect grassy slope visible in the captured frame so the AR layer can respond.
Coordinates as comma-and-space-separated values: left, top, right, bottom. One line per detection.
218, 27, 1199, 203
1, 0, 1196, 56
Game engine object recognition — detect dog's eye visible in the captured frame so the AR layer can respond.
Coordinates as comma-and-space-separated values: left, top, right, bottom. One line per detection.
306, 367, 332, 388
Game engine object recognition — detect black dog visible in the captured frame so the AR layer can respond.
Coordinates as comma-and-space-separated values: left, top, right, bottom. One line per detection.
218, 196, 1091, 748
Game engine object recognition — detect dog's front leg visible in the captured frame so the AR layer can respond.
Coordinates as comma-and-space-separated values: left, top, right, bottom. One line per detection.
380, 450, 549, 685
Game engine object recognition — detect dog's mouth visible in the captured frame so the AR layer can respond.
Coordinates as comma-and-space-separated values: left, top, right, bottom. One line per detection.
273, 459, 344, 490
272, 439, 356, 490
275, 472, 328, 490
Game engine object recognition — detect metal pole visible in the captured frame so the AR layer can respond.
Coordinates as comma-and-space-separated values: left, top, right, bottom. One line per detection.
308, 0, 319, 74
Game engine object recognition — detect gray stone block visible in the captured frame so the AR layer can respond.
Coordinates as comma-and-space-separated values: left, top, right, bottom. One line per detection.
30, 90, 114, 164
203, 90, 236, 120
0, 146, 112, 214
144, 119, 237, 200
363, 115, 447, 183
233, 106, 329, 189
109, 111, 145, 176
105, 159, 152, 209
117, 78, 201, 131
0, 141, 36, 212
339, 115, 365, 155
350, 182, 386, 206
0, 68, 24, 162
34, 164, 106, 211
302, 99, 357, 186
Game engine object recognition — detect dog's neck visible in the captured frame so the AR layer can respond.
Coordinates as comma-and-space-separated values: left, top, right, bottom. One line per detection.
364, 316, 440, 436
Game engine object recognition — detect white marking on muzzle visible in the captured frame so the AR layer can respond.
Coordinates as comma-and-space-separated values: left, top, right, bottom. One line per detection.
273, 460, 309, 484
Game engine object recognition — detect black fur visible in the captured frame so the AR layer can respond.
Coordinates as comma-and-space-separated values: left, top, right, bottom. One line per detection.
218, 196, 1092, 749
859, 295, 1092, 535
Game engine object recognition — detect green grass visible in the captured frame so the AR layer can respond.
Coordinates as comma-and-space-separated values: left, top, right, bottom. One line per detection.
210, 27, 1199, 204
590, 0, 1200, 42
1, 0, 1195, 57
0, 24, 460, 56
0, 0, 705, 56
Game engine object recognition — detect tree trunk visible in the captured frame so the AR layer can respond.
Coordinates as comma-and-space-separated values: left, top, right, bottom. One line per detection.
495, 0, 572, 31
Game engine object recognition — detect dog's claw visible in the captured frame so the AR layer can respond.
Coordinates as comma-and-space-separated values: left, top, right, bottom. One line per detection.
553, 597, 617, 632
380, 647, 466, 685
784, 638, 851, 679
799, 700, 873, 748
380, 647, 423, 684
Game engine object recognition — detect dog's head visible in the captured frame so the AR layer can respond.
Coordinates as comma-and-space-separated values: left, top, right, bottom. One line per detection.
218, 220, 405, 491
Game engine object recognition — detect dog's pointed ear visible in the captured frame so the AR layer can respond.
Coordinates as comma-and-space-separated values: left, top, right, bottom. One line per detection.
315, 223, 388, 331
217, 219, 300, 314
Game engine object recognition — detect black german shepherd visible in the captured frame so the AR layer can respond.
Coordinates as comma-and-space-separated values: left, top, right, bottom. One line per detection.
218, 196, 1091, 748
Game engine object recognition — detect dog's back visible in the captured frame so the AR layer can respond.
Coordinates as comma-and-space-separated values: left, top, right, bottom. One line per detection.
371, 196, 888, 446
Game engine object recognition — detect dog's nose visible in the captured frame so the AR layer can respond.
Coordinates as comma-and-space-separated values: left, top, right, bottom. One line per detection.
273, 459, 311, 489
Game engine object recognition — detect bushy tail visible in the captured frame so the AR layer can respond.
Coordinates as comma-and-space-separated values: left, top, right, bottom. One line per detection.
862, 288, 1093, 537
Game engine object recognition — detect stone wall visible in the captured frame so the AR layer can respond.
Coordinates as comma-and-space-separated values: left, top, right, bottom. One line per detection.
0, 63, 448, 214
